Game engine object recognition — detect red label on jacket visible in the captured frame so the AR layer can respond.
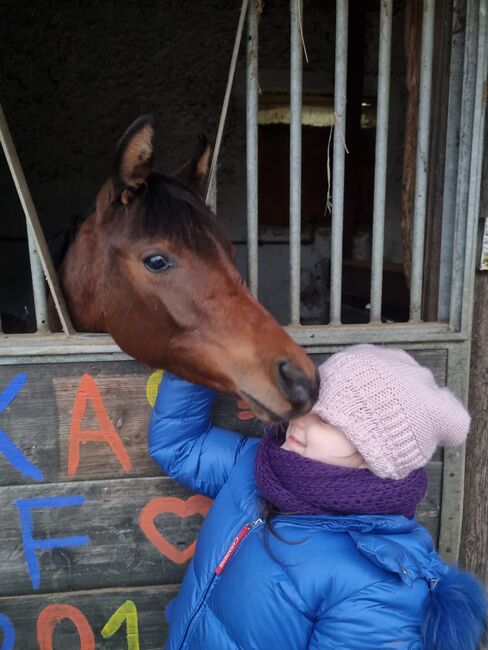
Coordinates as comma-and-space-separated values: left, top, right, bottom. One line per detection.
215, 525, 251, 575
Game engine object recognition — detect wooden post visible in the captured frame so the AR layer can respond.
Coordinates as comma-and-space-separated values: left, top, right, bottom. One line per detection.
401, 0, 422, 288
343, 1, 366, 260
459, 271, 488, 580
421, 1, 453, 321
459, 268, 488, 650
459, 132, 488, 604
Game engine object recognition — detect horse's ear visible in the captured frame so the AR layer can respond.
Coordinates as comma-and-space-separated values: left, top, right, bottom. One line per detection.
114, 115, 154, 202
172, 135, 211, 196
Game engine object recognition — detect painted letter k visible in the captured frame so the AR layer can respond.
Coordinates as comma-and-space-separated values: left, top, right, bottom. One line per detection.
0, 373, 43, 481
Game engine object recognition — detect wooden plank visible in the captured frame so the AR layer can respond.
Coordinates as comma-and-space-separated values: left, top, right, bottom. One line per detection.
0, 362, 159, 485
0, 351, 447, 486
460, 127, 488, 587
0, 477, 210, 596
401, 0, 422, 287
0, 361, 267, 485
0, 465, 442, 599
0, 585, 176, 650
0, 341, 444, 650
460, 274, 488, 581
422, 0, 453, 320
418, 460, 442, 542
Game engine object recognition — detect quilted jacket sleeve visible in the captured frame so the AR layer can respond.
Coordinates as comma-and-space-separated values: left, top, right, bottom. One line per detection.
148, 372, 259, 498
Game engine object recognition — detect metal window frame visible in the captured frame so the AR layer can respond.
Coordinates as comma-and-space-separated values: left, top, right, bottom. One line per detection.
1, 0, 485, 348
0, 0, 487, 560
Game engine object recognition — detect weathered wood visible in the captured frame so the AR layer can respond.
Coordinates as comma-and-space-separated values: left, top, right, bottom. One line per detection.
0, 347, 448, 650
0, 477, 208, 596
422, 0, 453, 320
343, 1, 367, 260
0, 360, 267, 485
401, 0, 422, 287
0, 464, 443, 599
459, 120, 488, 594
460, 271, 488, 582
0, 351, 447, 486
0, 362, 159, 485
0, 584, 176, 649
418, 460, 442, 541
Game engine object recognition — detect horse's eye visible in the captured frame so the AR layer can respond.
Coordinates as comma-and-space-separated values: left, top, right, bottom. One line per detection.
143, 254, 172, 273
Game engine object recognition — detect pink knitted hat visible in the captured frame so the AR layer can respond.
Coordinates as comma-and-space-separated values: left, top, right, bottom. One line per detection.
312, 344, 470, 480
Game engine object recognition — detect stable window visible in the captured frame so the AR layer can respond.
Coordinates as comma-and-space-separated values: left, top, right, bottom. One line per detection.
0, 0, 486, 351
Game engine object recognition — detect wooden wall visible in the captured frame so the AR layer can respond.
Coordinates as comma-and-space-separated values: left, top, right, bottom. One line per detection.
0, 350, 446, 648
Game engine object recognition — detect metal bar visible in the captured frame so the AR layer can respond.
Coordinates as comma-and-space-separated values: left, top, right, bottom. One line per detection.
285, 322, 466, 346
330, 0, 349, 324
289, 0, 303, 325
409, 0, 436, 321
370, 0, 393, 322
0, 103, 75, 335
0, 322, 468, 363
0, 332, 466, 366
448, 0, 483, 330
246, 0, 259, 297
206, 0, 249, 203
207, 166, 217, 214
26, 221, 49, 332
437, 0, 465, 321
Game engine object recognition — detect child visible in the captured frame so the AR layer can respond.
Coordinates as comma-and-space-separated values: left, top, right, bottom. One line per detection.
148, 344, 486, 649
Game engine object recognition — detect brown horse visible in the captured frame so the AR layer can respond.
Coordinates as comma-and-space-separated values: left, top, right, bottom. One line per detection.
53, 116, 318, 421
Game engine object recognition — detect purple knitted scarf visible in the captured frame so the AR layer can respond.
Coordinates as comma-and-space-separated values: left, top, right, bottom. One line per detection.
254, 426, 428, 519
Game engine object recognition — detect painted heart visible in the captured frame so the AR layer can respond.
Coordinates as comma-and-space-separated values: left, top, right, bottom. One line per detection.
139, 495, 212, 564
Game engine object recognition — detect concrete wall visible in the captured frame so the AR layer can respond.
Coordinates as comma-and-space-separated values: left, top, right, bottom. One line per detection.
0, 0, 407, 325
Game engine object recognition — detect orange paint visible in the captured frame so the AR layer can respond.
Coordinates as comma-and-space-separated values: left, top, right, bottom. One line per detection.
139, 495, 212, 564
37, 604, 95, 650
68, 373, 131, 476
236, 399, 255, 421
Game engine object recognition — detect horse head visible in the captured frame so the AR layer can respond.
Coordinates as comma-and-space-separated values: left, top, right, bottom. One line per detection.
59, 116, 319, 421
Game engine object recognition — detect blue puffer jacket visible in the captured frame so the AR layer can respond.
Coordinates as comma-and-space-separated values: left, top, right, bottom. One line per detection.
149, 373, 487, 650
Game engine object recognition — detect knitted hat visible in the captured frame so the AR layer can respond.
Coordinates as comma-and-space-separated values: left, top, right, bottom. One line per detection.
312, 344, 470, 480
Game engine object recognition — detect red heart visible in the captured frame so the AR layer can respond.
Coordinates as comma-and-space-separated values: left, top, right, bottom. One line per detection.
139, 495, 212, 564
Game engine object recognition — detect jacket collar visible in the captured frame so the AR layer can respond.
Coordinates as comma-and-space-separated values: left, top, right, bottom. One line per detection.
272, 513, 448, 586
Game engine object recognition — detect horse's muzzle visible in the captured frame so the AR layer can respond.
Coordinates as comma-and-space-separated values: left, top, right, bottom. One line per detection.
276, 361, 320, 418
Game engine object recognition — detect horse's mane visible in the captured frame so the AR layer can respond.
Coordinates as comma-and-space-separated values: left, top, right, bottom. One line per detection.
48, 173, 231, 268
47, 213, 90, 269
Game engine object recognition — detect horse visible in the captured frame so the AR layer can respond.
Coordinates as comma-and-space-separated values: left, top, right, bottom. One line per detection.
50, 116, 319, 422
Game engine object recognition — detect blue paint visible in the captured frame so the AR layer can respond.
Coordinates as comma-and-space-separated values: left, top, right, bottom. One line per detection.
0, 614, 15, 650
0, 373, 27, 412
0, 373, 43, 481
0, 431, 43, 481
14, 496, 91, 590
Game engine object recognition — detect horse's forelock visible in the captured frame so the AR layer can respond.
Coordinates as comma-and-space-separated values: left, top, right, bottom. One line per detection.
131, 173, 232, 257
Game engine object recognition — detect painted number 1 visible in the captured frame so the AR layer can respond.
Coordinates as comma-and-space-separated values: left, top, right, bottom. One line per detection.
101, 600, 140, 650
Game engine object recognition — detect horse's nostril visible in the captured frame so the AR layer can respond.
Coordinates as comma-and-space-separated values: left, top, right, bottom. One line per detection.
277, 361, 319, 414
